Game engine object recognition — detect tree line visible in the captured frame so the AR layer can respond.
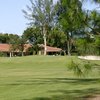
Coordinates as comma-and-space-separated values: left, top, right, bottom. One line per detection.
22, 0, 100, 56
0, 0, 100, 56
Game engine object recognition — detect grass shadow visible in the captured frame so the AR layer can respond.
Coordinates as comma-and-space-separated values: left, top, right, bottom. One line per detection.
5, 77, 100, 86
22, 88, 100, 100
21, 78, 100, 100
23, 97, 51, 100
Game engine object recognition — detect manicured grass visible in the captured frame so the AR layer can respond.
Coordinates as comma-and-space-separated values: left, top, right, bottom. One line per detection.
0, 56, 100, 100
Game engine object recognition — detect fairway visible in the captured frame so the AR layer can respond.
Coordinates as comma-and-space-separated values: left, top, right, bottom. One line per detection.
0, 56, 100, 100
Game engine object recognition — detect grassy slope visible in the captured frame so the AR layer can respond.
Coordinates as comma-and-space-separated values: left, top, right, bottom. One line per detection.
0, 56, 100, 100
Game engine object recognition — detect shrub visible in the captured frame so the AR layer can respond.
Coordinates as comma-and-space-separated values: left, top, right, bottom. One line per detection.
0, 52, 7, 57
68, 60, 92, 77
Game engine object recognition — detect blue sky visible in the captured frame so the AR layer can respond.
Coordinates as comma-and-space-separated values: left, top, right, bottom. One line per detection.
82, 0, 100, 11
0, 0, 99, 35
0, 0, 30, 35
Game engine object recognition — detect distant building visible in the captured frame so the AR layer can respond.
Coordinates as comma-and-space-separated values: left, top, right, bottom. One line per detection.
38, 44, 62, 55
0, 44, 32, 57
0, 44, 62, 57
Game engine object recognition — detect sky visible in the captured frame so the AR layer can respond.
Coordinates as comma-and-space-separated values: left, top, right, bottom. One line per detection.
0, 0, 99, 35
0, 0, 30, 35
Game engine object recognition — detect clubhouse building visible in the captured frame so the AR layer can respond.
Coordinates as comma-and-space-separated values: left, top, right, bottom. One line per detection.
0, 44, 62, 57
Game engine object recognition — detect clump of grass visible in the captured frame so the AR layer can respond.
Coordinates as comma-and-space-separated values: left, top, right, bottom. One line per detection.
67, 60, 93, 77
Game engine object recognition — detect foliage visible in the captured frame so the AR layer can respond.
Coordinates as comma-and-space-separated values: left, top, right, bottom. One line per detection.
89, 10, 100, 35
22, 27, 43, 44
9, 34, 21, 52
95, 36, 100, 55
75, 36, 100, 55
95, 36, 100, 47
22, 27, 43, 54
68, 60, 93, 77
23, 0, 55, 27
0, 52, 7, 57
47, 28, 67, 48
0, 33, 9, 43
21, 0, 100, 56
23, 0, 56, 55
56, 0, 86, 55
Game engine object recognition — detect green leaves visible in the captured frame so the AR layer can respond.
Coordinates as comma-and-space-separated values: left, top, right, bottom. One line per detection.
68, 60, 83, 77
68, 60, 93, 77
58, 0, 84, 32
23, 0, 55, 27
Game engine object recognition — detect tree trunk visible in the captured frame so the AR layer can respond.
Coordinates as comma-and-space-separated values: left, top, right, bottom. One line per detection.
67, 40, 71, 56
12, 52, 14, 57
22, 52, 24, 56
43, 27, 47, 55
10, 52, 12, 57
67, 32, 71, 56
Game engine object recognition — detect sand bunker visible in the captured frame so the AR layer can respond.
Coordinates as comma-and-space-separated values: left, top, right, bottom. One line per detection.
78, 56, 100, 60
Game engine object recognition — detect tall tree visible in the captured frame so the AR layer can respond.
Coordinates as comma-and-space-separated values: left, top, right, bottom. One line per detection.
9, 34, 20, 57
82, 0, 100, 35
56, 0, 84, 55
23, 0, 55, 55
22, 27, 43, 54
22, 27, 43, 44
90, 10, 100, 35
0, 33, 9, 43
47, 27, 67, 49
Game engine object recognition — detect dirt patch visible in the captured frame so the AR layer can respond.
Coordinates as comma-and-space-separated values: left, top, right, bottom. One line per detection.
87, 95, 100, 100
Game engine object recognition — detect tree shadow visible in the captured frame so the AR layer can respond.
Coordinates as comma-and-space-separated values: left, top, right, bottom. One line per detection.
93, 63, 100, 70
6, 77, 100, 86
23, 97, 51, 100
49, 88, 100, 100
23, 88, 100, 100
21, 78, 100, 100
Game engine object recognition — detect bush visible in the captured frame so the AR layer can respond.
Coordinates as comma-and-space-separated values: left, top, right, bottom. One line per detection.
67, 60, 92, 77
0, 52, 7, 57
75, 38, 100, 55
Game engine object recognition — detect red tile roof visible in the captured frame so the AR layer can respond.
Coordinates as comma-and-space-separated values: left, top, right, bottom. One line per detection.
0, 44, 32, 52
0, 44, 10, 52
0, 44, 62, 53
39, 44, 62, 52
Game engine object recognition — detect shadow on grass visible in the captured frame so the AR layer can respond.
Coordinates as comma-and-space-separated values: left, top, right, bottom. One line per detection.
93, 63, 100, 71
23, 97, 51, 100
8, 78, 100, 86
49, 88, 100, 100
21, 78, 100, 100
23, 88, 100, 100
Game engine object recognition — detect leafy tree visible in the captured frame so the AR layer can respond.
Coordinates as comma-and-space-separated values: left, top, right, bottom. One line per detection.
47, 27, 67, 49
68, 60, 93, 77
22, 27, 43, 44
75, 38, 87, 55
22, 27, 43, 54
89, 11, 100, 35
22, 28, 34, 42
9, 34, 20, 56
23, 0, 56, 55
56, 0, 85, 55
75, 38, 97, 55
81, 0, 100, 35
18, 37, 26, 56
95, 36, 100, 55
0, 33, 9, 43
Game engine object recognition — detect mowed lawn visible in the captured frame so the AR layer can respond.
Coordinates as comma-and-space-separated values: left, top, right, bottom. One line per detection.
0, 56, 100, 100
